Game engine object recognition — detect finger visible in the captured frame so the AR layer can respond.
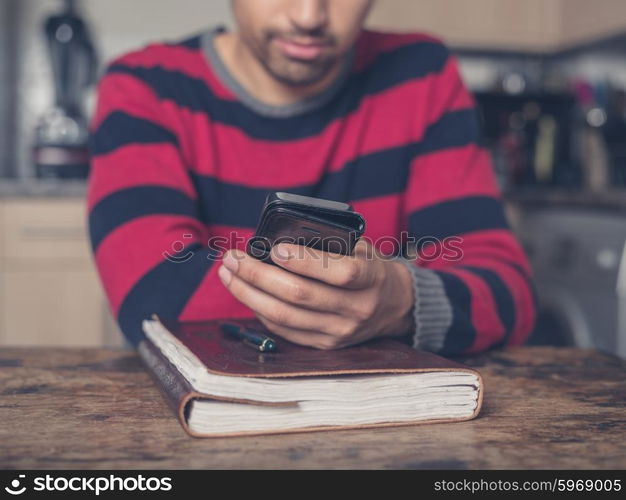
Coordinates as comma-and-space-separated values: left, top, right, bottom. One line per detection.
222, 249, 354, 314
269, 242, 379, 290
219, 266, 353, 334
256, 314, 341, 350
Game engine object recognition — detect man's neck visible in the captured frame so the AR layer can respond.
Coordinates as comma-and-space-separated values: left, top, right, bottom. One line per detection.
213, 30, 347, 107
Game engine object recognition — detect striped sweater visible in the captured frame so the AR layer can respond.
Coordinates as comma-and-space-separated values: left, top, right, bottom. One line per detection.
87, 25, 537, 354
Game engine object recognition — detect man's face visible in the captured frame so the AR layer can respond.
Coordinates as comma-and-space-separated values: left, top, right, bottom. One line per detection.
231, 0, 373, 87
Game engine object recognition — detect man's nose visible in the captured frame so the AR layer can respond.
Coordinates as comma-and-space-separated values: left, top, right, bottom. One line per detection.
287, 0, 329, 33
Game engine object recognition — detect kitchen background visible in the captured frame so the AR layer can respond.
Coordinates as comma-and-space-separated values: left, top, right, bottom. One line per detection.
0, 0, 625, 356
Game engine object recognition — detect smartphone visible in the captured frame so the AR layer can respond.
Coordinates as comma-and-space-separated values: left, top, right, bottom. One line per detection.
246, 192, 366, 264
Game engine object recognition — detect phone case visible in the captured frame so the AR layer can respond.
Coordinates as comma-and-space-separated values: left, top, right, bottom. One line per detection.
246, 192, 366, 264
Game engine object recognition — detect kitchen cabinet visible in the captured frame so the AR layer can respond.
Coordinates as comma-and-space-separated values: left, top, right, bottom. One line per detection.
368, 0, 626, 52
559, 0, 626, 48
0, 197, 126, 347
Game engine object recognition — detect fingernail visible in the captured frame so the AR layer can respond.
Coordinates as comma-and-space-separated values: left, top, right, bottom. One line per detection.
274, 243, 293, 261
222, 252, 239, 273
218, 265, 232, 285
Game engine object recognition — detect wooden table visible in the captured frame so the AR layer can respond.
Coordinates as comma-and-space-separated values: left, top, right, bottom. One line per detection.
1, 346, 625, 469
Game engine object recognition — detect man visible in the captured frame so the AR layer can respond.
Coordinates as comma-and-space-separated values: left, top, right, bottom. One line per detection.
88, 0, 536, 354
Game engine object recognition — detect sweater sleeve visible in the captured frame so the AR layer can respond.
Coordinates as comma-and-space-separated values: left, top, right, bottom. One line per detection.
399, 45, 537, 356
87, 54, 254, 348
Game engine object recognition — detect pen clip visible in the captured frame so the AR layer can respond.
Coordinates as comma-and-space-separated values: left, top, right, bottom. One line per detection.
243, 337, 275, 352
219, 320, 277, 352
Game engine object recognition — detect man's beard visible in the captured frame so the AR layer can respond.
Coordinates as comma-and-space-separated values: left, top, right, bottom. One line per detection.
260, 53, 338, 87
247, 30, 341, 88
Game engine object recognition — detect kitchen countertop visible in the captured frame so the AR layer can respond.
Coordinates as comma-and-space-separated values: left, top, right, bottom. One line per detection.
505, 188, 626, 211
0, 179, 87, 198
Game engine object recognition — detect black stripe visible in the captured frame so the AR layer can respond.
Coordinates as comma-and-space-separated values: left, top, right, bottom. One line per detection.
89, 186, 198, 251
190, 177, 303, 229
460, 266, 516, 344
408, 196, 510, 243
419, 107, 481, 154
117, 243, 214, 347
105, 41, 450, 141
187, 109, 478, 227
436, 270, 476, 356
91, 111, 178, 156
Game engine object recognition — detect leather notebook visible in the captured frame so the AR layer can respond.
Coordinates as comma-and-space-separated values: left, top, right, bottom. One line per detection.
139, 315, 484, 438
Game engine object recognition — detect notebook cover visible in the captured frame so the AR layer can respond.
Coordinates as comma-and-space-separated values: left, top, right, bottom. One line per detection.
153, 315, 479, 377
139, 316, 484, 438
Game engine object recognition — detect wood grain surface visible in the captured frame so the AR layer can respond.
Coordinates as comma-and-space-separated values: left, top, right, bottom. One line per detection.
1, 347, 625, 469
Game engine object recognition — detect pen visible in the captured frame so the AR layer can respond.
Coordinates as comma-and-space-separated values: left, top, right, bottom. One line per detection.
220, 322, 277, 352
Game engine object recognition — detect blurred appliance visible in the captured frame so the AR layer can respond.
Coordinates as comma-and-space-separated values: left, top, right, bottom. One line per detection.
603, 89, 626, 187
33, 0, 97, 179
516, 206, 626, 358
475, 91, 579, 190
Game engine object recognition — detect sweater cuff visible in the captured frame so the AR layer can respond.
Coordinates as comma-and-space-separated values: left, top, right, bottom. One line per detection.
394, 257, 453, 352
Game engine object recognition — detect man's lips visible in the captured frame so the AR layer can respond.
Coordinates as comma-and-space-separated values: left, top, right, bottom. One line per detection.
274, 37, 330, 60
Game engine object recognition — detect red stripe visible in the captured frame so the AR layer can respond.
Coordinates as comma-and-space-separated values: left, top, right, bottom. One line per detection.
203, 225, 255, 260
87, 144, 197, 210
94, 215, 208, 316
180, 265, 257, 322
91, 73, 176, 131
449, 230, 532, 276
351, 194, 403, 253
405, 145, 501, 213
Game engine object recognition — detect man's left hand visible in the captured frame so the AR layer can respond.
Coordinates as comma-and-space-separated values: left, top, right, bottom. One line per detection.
217, 239, 415, 349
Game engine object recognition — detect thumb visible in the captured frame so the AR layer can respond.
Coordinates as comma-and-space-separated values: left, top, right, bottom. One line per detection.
353, 238, 377, 259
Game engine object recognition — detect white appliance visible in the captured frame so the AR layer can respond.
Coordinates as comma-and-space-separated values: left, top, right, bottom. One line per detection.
516, 206, 626, 358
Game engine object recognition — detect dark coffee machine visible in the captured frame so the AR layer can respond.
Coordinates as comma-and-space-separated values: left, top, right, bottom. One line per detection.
33, 0, 97, 179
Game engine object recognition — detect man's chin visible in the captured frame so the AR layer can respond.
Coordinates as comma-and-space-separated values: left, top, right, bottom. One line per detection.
265, 59, 336, 88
